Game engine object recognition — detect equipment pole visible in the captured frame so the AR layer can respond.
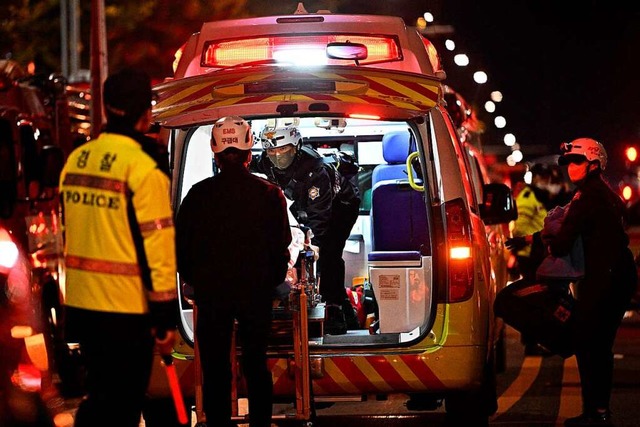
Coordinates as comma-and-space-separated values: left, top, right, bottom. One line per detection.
90, 0, 107, 138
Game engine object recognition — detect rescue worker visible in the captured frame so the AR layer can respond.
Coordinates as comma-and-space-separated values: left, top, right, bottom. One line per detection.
254, 125, 361, 334
551, 138, 636, 426
59, 68, 178, 427
176, 116, 291, 427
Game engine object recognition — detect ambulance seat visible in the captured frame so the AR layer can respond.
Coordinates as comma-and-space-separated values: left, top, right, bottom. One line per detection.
369, 180, 429, 254
371, 131, 412, 187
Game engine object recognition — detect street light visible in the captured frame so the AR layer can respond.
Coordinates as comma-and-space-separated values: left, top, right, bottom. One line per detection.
473, 71, 488, 84
454, 54, 469, 66
504, 133, 516, 146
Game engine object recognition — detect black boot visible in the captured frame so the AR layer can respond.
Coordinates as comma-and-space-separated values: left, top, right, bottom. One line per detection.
564, 410, 613, 426
342, 299, 360, 329
325, 304, 347, 335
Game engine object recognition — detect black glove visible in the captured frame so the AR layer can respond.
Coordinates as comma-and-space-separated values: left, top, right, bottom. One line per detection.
505, 236, 528, 251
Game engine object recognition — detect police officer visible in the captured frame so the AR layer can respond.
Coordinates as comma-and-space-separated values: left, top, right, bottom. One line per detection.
551, 138, 636, 427
255, 125, 361, 335
59, 68, 177, 427
509, 163, 556, 281
176, 116, 291, 427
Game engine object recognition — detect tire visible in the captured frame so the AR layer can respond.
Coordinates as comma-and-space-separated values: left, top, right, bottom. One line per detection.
444, 350, 497, 426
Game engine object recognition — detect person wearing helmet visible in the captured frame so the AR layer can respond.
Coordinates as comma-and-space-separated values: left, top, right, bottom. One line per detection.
549, 138, 636, 426
60, 68, 177, 427
176, 116, 291, 427
254, 125, 361, 335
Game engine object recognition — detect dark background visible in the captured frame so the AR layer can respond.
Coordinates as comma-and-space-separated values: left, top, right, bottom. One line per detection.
2, 0, 639, 173
437, 2, 640, 166
286, 1, 640, 174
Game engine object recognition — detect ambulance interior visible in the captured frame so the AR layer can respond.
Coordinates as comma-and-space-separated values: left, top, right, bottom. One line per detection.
177, 117, 434, 347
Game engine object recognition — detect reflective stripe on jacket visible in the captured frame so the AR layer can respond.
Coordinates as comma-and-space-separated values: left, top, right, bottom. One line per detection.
60, 133, 176, 314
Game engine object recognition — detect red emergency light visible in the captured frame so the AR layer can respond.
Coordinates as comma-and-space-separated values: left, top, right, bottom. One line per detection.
202, 34, 401, 68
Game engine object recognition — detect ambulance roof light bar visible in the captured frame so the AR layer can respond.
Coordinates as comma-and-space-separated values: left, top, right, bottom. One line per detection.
202, 34, 401, 68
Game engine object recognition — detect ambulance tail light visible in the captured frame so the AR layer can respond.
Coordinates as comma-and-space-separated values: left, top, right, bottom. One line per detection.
202, 35, 401, 68
444, 198, 474, 303
622, 184, 633, 202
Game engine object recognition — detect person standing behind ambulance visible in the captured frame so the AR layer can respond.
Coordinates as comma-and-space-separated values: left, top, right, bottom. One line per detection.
176, 116, 291, 427
59, 68, 177, 427
550, 138, 636, 427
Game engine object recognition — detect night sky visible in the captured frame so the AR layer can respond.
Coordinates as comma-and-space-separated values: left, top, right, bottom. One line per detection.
274, 1, 640, 173
438, 2, 640, 164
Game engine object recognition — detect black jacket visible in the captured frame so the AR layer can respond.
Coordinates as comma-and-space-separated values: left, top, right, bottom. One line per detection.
175, 165, 291, 302
255, 146, 360, 246
548, 174, 636, 305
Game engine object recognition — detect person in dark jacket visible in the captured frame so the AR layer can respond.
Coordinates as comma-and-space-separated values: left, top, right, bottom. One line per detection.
549, 138, 637, 427
176, 116, 291, 427
254, 125, 360, 334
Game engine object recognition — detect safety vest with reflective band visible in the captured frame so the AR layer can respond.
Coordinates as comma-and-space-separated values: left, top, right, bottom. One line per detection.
512, 185, 547, 258
60, 133, 177, 314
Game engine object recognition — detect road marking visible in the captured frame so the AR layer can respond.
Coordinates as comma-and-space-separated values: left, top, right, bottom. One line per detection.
557, 355, 581, 425
493, 356, 543, 418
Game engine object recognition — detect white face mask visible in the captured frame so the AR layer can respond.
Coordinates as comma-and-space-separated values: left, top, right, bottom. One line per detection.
546, 183, 563, 196
568, 162, 589, 183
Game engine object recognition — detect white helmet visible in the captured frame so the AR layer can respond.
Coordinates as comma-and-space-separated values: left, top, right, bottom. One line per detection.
261, 125, 302, 170
559, 137, 607, 170
211, 116, 253, 154
260, 125, 301, 150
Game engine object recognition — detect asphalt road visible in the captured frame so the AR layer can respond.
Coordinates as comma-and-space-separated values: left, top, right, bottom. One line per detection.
54, 311, 640, 427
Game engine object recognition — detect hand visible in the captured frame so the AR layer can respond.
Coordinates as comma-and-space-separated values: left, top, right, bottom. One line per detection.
154, 329, 177, 357
505, 236, 528, 251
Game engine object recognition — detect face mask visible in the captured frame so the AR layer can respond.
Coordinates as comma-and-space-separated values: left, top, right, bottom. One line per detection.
268, 148, 296, 170
567, 162, 588, 183
546, 183, 562, 196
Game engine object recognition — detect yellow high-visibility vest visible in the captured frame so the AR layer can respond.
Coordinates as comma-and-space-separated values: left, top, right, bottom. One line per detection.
60, 133, 176, 314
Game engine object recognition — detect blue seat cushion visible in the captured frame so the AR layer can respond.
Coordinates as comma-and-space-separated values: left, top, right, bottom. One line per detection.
370, 180, 429, 253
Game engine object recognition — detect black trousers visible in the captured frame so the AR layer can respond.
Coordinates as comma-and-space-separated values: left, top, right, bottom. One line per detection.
317, 203, 359, 305
196, 290, 273, 427
573, 250, 636, 412
65, 307, 154, 427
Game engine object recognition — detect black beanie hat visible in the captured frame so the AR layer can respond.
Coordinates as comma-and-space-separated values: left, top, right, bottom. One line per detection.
103, 68, 152, 123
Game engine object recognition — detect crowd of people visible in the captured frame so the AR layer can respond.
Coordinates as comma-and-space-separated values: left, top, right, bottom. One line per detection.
54, 68, 363, 426
36, 67, 636, 427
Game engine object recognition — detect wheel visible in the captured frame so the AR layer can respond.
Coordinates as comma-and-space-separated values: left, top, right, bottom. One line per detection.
444, 350, 497, 426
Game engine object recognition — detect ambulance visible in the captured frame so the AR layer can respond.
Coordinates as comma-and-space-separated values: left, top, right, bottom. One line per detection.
145, 4, 517, 426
